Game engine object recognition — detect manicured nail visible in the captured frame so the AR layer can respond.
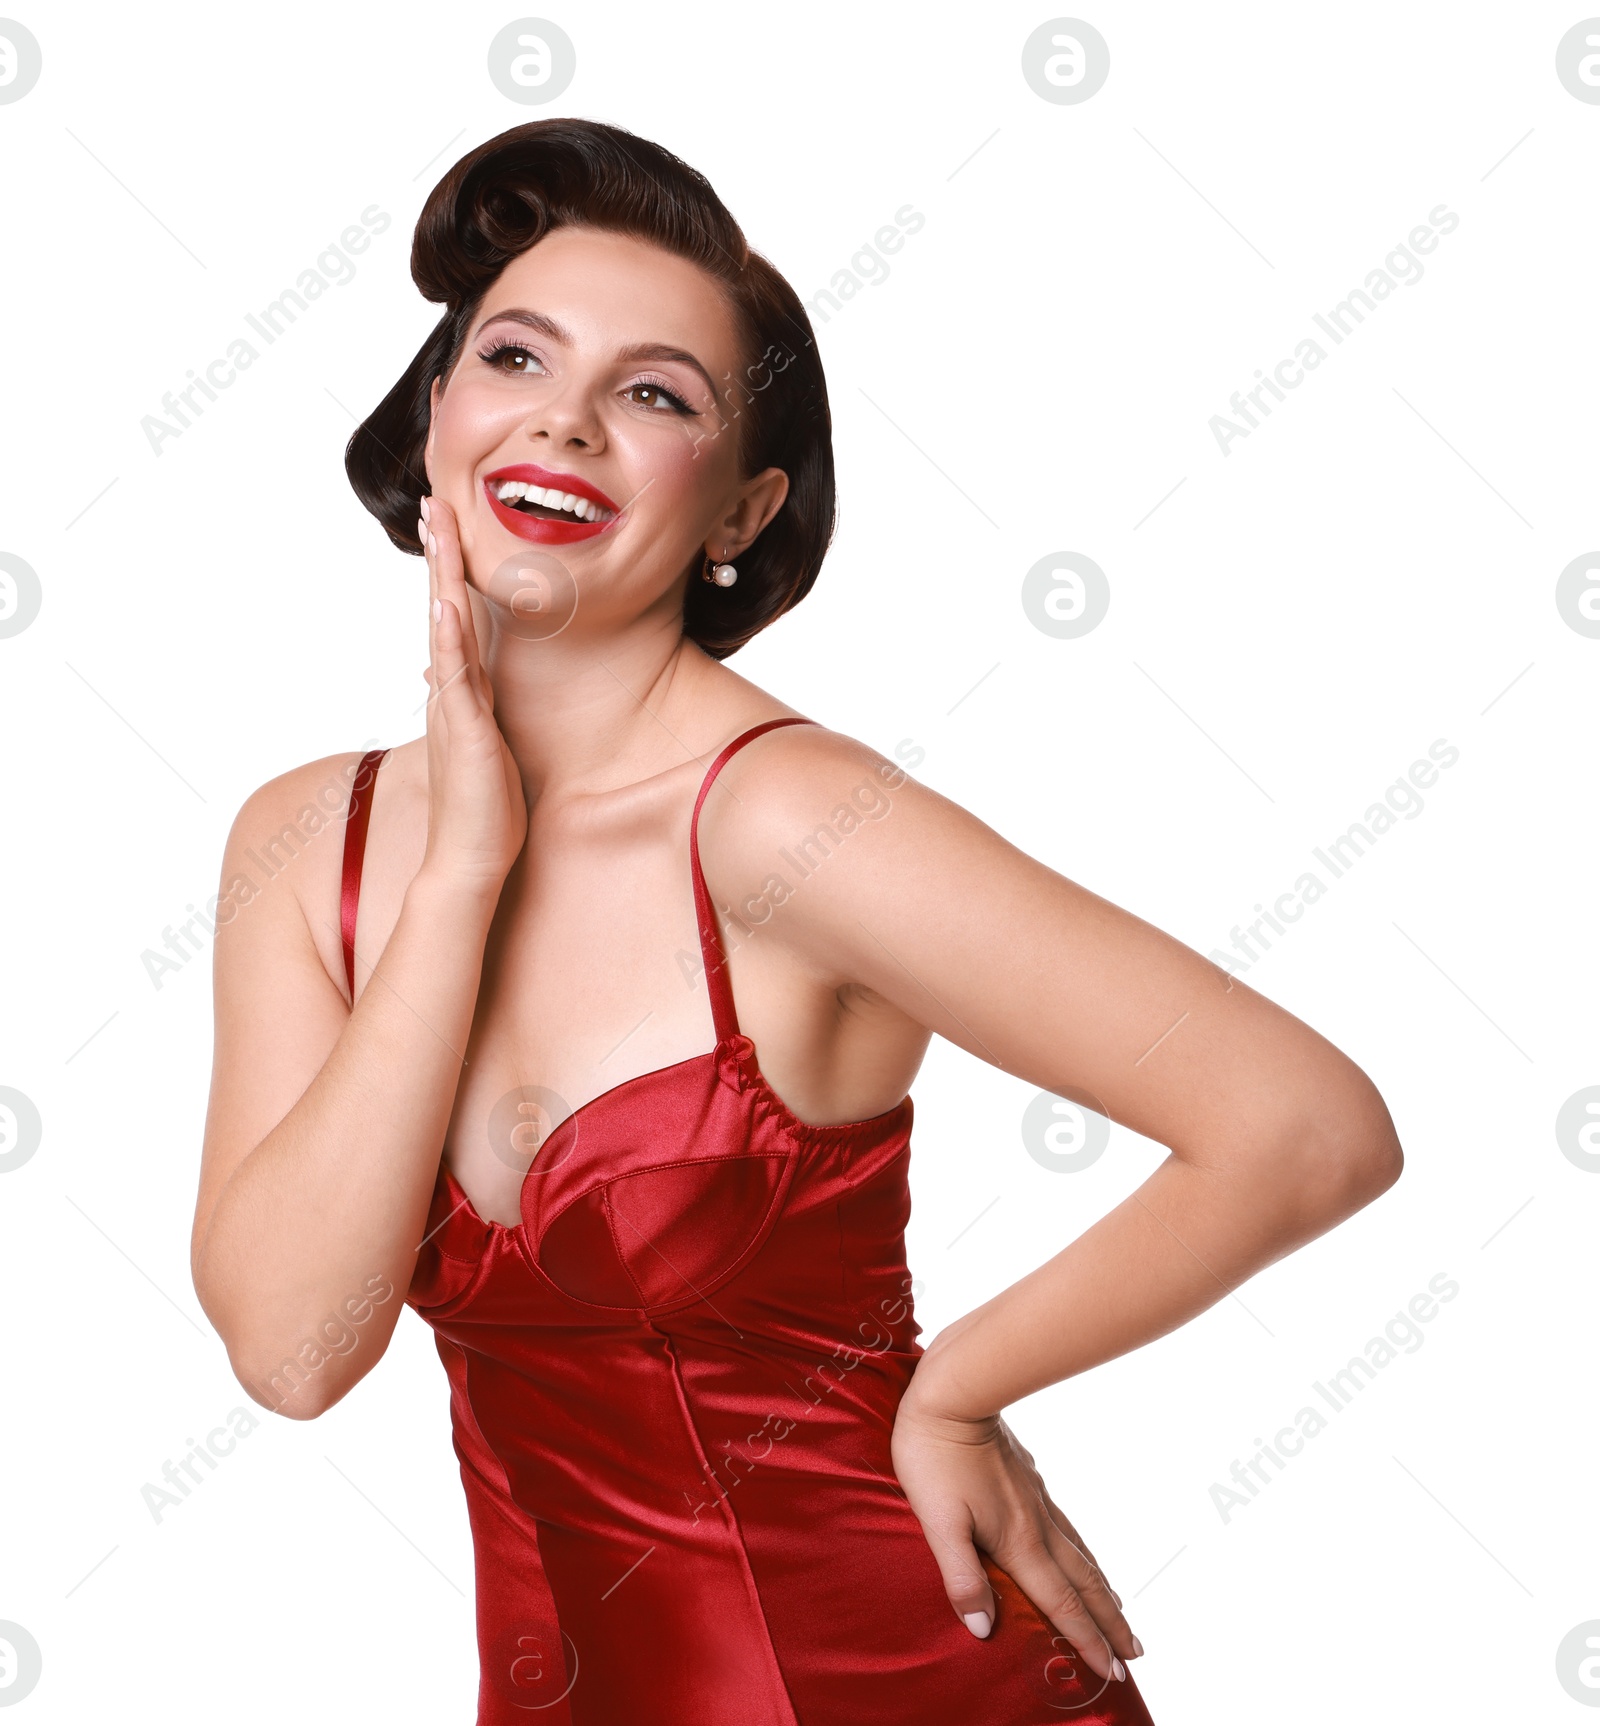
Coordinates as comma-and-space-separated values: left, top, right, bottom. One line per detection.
417, 516, 427, 547
420, 496, 431, 521
432, 598, 441, 622
427, 531, 437, 555
962, 1611, 992, 1639
1131, 1635, 1144, 1658
1111, 1657, 1127, 1682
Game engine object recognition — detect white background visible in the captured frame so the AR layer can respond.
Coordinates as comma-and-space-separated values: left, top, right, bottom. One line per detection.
2, 2, 1596, 1720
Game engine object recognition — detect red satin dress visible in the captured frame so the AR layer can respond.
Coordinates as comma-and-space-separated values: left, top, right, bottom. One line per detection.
340, 719, 1156, 1725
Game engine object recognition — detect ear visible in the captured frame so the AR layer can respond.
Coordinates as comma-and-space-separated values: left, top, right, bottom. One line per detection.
710, 466, 790, 560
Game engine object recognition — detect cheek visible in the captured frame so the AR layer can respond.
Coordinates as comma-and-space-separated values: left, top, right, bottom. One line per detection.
617, 416, 735, 519
432, 385, 520, 469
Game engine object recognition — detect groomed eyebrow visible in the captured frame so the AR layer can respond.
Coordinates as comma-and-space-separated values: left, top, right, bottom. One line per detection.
472, 309, 718, 401
474, 308, 572, 346
615, 342, 718, 401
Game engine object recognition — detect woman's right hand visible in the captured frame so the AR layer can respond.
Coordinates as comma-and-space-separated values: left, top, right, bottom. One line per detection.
419, 494, 528, 896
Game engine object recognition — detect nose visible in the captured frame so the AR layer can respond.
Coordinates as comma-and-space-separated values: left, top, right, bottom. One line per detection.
523, 379, 603, 453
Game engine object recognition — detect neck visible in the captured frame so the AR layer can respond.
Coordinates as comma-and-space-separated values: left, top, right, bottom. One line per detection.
476, 597, 725, 805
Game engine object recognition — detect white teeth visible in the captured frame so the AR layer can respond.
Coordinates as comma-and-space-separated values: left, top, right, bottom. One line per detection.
492, 479, 611, 522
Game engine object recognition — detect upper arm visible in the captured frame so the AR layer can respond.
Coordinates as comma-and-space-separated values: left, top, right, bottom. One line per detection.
699, 728, 1401, 1190
190, 757, 361, 1287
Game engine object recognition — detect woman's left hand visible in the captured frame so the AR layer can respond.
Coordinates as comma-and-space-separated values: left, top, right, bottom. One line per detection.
889, 1387, 1140, 1685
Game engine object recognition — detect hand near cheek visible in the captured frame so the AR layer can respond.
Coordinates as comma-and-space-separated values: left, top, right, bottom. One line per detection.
423, 587, 494, 712
419, 495, 525, 894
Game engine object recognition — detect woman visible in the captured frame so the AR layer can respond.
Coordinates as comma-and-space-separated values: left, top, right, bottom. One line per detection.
190, 119, 1403, 1724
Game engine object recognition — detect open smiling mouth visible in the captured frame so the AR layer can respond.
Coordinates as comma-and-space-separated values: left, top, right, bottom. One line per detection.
483, 465, 621, 544
492, 479, 614, 523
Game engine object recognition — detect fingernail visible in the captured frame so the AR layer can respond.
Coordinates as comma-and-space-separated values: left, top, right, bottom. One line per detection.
1111, 1657, 1127, 1682
1131, 1635, 1144, 1658
432, 598, 441, 622
417, 516, 427, 547
962, 1611, 992, 1639
420, 496, 431, 521
427, 531, 437, 555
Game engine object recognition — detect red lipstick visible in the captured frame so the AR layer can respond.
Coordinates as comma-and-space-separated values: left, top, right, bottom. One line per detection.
482, 464, 623, 545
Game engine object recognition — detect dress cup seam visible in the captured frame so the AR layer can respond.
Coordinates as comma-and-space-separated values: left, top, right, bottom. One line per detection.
530, 1153, 799, 1317
408, 1230, 507, 1317
428, 1229, 495, 1266
601, 1185, 651, 1309
536, 1148, 794, 1240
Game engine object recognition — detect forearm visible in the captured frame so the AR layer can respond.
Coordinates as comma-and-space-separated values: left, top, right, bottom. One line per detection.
905, 1111, 1402, 1421
195, 870, 498, 1411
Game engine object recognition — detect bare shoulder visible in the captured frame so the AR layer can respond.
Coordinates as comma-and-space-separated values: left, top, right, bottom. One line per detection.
695, 719, 1006, 941
222, 745, 379, 876
695, 718, 1393, 1167
702, 714, 996, 839
214, 744, 398, 980
699, 720, 910, 844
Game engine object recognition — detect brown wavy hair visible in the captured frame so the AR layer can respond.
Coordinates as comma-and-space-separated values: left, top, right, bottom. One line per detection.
344, 118, 835, 659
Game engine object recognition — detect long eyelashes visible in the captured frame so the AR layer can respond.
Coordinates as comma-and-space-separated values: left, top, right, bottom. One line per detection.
476, 338, 545, 375
624, 377, 696, 416
474, 341, 697, 416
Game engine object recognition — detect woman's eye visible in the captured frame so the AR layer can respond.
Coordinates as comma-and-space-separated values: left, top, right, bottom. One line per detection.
480, 342, 544, 375
625, 381, 691, 414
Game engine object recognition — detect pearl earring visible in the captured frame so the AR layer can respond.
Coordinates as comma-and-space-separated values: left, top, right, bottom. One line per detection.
701, 552, 738, 587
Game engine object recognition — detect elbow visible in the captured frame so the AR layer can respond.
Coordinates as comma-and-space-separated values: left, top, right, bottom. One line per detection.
198, 1275, 393, 1423
1340, 1068, 1404, 1196
244, 1379, 336, 1422
193, 1295, 329, 1422
1229, 1068, 1404, 1229
1325, 1131, 1403, 1221
228, 1340, 366, 1423
231, 1355, 328, 1422
1299, 1070, 1405, 1220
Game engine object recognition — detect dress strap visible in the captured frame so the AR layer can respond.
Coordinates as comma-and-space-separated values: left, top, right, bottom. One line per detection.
690, 717, 818, 1043
340, 747, 389, 1002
